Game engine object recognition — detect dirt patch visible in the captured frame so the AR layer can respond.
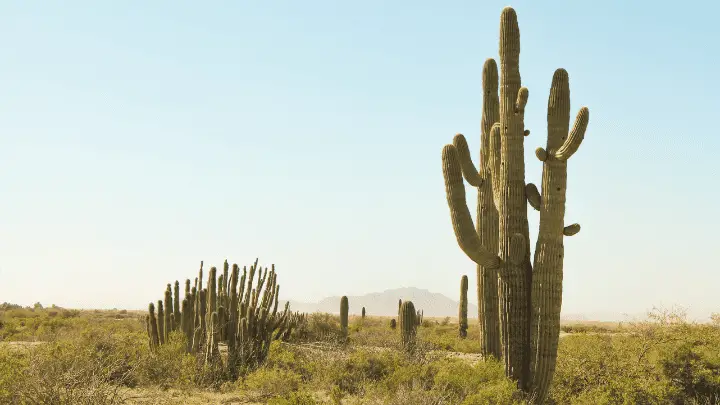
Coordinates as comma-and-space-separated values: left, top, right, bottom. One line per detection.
0, 341, 47, 351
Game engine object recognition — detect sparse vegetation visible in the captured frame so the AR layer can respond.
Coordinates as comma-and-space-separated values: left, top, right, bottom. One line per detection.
3, 303, 720, 404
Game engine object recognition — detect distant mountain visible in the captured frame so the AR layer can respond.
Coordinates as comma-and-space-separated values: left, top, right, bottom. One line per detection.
282, 288, 654, 322
283, 287, 478, 318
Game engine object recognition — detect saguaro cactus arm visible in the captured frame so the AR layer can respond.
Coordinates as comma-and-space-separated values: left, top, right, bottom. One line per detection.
554, 107, 589, 161
442, 145, 500, 268
452, 134, 483, 187
563, 224, 581, 236
525, 183, 541, 211
529, 67, 591, 403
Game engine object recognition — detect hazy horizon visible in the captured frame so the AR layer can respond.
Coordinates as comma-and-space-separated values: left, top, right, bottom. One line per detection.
2, 1, 719, 321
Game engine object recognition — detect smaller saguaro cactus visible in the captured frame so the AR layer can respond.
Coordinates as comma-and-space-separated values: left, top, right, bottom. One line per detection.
164, 285, 173, 340
148, 303, 159, 348
459, 275, 469, 338
173, 281, 181, 330
399, 301, 418, 352
181, 297, 193, 352
361, 307, 366, 319
157, 300, 165, 345
340, 296, 349, 339
390, 318, 397, 329
207, 267, 218, 319
205, 312, 221, 365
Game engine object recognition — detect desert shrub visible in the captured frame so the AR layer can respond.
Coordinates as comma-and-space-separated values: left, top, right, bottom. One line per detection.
264, 340, 317, 383
348, 321, 399, 349
420, 324, 482, 353
135, 330, 193, 387
431, 357, 521, 403
661, 341, 720, 404
267, 390, 318, 405
9, 335, 136, 404
0, 345, 29, 404
550, 307, 720, 404
243, 366, 303, 400
304, 312, 342, 342
384, 361, 433, 392
550, 333, 677, 404
330, 348, 403, 395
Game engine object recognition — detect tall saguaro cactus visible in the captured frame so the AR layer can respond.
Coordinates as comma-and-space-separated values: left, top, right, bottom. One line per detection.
459, 275, 469, 338
441, 6, 589, 401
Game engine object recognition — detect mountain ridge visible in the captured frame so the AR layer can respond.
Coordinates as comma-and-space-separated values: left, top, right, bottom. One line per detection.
283, 287, 478, 318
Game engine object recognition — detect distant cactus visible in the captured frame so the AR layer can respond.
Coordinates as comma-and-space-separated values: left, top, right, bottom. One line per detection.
399, 301, 417, 352
440, 6, 590, 400
361, 307, 366, 319
459, 275, 468, 338
390, 318, 397, 329
173, 281, 180, 330
340, 296, 349, 339
156, 300, 165, 345
148, 303, 159, 348
164, 285, 173, 340
181, 297, 193, 352
205, 311, 221, 365
207, 267, 217, 321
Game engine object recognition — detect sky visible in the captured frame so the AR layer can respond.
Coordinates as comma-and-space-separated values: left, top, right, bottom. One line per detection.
1, 1, 718, 321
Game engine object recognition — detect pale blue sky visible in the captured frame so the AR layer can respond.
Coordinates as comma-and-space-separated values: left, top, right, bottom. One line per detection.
1, 1, 718, 320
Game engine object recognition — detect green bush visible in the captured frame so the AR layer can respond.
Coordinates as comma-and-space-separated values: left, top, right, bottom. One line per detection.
243, 366, 303, 399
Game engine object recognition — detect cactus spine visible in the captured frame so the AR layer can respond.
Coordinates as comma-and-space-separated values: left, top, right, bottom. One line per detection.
399, 301, 417, 352
459, 275, 468, 338
340, 296, 349, 339
441, 7, 589, 400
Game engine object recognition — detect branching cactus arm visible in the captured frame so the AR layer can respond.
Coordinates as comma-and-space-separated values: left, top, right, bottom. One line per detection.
442, 144, 500, 268
530, 68, 590, 402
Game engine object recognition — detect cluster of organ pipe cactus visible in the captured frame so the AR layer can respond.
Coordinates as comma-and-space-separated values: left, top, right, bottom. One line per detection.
441, 6, 590, 402
459, 275, 469, 338
145, 259, 304, 377
398, 301, 418, 352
